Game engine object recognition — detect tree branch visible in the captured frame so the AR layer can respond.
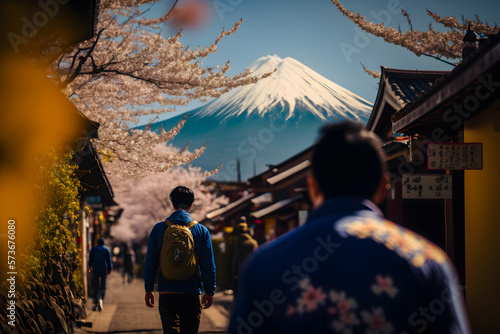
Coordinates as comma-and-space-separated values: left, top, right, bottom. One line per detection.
59, 28, 105, 89
422, 53, 456, 66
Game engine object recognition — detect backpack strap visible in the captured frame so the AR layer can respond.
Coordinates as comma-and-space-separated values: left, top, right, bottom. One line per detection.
186, 221, 198, 229
165, 219, 197, 228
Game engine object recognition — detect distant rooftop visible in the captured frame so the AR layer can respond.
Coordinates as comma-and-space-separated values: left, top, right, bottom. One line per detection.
383, 67, 448, 108
367, 67, 449, 137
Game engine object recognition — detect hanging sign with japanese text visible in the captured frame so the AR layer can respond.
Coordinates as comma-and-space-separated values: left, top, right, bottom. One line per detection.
402, 174, 452, 199
427, 143, 482, 170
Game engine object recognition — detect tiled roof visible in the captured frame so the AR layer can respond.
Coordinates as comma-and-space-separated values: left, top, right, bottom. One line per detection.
383, 68, 448, 107
205, 192, 255, 219
367, 68, 448, 136
388, 77, 439, 105
250, 195, 302, 219
392, 31, 500, 132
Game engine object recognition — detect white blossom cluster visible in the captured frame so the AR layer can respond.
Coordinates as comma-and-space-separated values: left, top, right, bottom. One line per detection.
52, 0, 269, 177
426, 10, 498, 36
332, 0, 499, 64
361, 63, 381, 79
108, 145, 229, 242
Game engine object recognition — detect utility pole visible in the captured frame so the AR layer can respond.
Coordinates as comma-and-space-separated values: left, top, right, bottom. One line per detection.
237, 158, 241, 182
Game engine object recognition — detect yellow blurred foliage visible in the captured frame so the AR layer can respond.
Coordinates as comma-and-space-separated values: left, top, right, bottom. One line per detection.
0, 56, 85, 280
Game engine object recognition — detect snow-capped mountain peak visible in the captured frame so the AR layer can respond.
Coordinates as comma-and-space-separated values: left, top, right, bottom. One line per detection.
197, 55, 372, 121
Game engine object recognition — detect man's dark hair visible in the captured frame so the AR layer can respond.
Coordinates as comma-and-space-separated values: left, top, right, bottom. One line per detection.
170, 186, 195, 210
311, 121, 386, 200
97, 238, 105, 246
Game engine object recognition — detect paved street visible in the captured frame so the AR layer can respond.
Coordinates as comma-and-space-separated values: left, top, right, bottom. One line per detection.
75, 272, 232, 334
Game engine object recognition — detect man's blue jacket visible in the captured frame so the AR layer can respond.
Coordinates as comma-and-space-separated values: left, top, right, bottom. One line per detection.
89, 245, 112, 274
144, 210, 216, 296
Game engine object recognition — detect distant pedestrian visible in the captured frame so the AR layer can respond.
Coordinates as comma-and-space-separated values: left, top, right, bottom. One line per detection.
89, 238, 113, 312
123, 246, 135, 284
230, 216, 258, 297
144, 186, 216, 334
229, 121, 471, 333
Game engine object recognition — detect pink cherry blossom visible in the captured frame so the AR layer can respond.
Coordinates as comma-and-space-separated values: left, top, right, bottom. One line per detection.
331, 0, 499, 77
371, 275, 398, 298
297, 286, 327, 313
45, 0, 272, 177
109, 151, 228, 242
285, 305, 296, 316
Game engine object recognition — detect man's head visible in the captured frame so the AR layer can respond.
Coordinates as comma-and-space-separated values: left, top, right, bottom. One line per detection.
236, 216, 248, 233
236, 222, 248, 233
308, 121, 388, 207
170, 186, 195, 210
97, 238, 105, 246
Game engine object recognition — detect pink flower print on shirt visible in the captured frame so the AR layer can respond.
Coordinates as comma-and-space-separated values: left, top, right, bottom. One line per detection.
285, 304, 296, 316
371, 275, 398, 298
297, 285, 327, 313
329, 290, 360, 333
360, 307, 395, 334
329, 290, 358, 313
331, 311, 360, 333
299, 277, 311, 290
341, 312, 359, 326
327, 306, 338, 315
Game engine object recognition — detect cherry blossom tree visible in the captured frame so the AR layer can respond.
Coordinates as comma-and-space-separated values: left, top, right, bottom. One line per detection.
52, 0, 271, 177
109, 144, 229, 242
331, 0, 499, 77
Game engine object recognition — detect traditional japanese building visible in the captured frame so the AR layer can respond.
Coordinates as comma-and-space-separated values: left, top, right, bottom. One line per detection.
391, 32, 500, 333
368, 31, 500, 333
246, 146, 313, 243
367, 67, 454, 259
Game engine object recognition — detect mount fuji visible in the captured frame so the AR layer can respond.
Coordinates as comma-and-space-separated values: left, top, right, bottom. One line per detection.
145, 55, 373, 181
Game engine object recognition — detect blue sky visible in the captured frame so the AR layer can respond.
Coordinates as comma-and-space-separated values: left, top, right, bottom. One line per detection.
146, 0, 500, 121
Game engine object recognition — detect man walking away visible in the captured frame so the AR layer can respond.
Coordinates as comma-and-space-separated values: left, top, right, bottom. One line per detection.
123, 246, 135, 284
229, 121, 471, 334
89, 238, 112, 312
144, 186, 216, 334
230, 216, 258, 297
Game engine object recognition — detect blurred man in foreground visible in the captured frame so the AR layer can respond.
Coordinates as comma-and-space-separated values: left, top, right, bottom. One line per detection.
229, 121, 470, 334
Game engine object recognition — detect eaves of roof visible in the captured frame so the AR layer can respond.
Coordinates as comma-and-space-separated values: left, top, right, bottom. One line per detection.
391, 32, 500, 133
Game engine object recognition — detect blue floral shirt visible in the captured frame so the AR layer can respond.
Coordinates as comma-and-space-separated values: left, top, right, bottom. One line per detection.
229, 197, 470, 334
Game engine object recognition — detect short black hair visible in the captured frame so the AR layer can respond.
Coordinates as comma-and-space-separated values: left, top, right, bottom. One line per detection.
97, 238, 105, 246
311, 121, 386, 200
170, 186, 195, 210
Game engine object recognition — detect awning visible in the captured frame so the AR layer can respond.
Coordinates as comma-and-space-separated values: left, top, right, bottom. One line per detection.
251, 192, 273, 206
250, 195, 302, 219
266, 160, 311, 185
205, 192, 255, 219
74, 142, 117, 207
382, 137, 410, 161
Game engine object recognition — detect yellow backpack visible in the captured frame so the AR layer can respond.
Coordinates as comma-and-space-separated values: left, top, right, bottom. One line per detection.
160, 220, 198, 281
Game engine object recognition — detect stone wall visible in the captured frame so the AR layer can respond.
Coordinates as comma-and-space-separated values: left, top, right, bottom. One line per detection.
0, 257, 86, 334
